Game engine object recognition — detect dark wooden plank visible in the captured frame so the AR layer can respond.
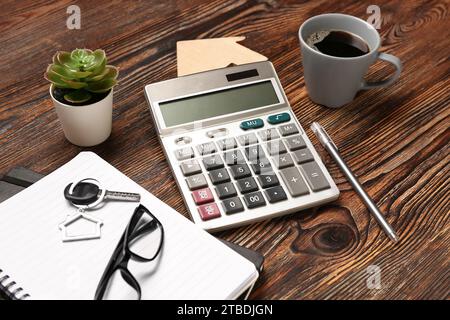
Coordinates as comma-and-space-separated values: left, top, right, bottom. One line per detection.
0, 0, 448, 300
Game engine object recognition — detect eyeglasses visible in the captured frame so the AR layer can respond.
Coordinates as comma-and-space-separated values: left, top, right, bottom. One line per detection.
95, 204, 164, 300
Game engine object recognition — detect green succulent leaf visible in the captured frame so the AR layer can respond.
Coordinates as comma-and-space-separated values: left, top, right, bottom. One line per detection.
63, 90, 92, 104
60, 78, 88, 89
86, 78, 117, 93
84, 49, 106, 72
44, 69, 71, 88
56, 51, 78, 70
86, 65, 118, 82
88, 55, 106, 76
49, 64, 92, 79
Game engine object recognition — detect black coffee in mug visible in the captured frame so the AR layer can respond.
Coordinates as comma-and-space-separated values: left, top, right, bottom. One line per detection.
306, 30, 370, 57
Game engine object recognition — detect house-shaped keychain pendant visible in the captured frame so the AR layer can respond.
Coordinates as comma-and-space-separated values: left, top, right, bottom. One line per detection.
58, 209, 103, 242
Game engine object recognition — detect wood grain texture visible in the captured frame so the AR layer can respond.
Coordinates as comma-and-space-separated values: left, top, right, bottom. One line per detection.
0, 0, 448, 300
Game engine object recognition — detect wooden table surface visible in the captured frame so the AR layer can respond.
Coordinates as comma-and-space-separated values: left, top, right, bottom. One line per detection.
1, 0, 449, 300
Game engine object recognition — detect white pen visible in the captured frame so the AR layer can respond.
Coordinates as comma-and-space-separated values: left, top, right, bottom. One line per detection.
311, 122, 399, 243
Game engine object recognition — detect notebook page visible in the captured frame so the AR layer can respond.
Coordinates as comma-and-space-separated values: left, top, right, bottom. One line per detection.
0, 152, 257, 299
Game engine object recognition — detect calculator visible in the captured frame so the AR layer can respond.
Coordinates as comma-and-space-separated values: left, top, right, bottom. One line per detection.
144, 61, 339, 232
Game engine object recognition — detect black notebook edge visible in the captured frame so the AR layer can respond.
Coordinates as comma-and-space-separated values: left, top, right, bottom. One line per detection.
0, 167, 264, 300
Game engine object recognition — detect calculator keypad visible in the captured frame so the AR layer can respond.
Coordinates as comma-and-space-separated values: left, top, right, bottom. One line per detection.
198, 203, 221, 221
192, 188, 214, 205
279, 123, 300, 136
223, 149, 245, 165
217, 138, 237, 151
258, 174, 280, 188
222, 197, 244, 214
238, 133, 258, 146
180, 159, 202, 176
284, 135, 306, 151
258, 128, 280, 141
243, 191, 266, 208
177, 114, 332, 224
272, 153, 294, 169
236, 177, 259, 194
300, 162, 330, 191
292, 149, 314, 164
266, 140, 287, 156
175, 147, 195, 160
245, 145, 266, 162
230, 164, 252, 179
250, 158, 272, 174
198, 142, 216, 155
203, 154, 224, 171
186, 173, 208, 190
216, 182, 237, 199
209, 168, 230, 185
265, 186, 288, 203
280, 167, 309, 197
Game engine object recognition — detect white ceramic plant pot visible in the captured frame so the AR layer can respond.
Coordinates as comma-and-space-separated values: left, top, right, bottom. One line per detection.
50, 85, 113, 147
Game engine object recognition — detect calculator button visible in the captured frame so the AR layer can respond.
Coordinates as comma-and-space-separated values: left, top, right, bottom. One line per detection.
209, 168, 230, 185
175, 136, 192, 146
175, 147, 194, 160
186, 174, 208, 190
222, 197, 244, 214
300, 161, 330, 191
250, 158, 272, 175
236, 177, 259, 194
192, 188, 214, 205
215, 182, 237, 199
244, 145, 266, 162
230, 164, 252, 179
258, 128, 280, 141
268, 112, 291, 124
237, 133, 258, 146
266, 140, 287, 156
243, 191, 266, 209
272, 153, 294, 169
202, 154, 224, 171
264, 186, 287, 203
280, 167, 310, 197
240, 118, 264, 130
279, 123, 299, 136
258, 173, 280, 188
180, 160, 202, 176
206, 128, 228, 139
223, 149, 245, 166
198, 203, 221, 221
284, 135, 306, 151
197, 142, 216, 155
217, 137, 237, 151
292, 149, 314, 164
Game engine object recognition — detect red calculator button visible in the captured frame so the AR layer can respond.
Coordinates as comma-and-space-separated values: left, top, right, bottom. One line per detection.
192, 188, 214, 205
198, 203, 221, 221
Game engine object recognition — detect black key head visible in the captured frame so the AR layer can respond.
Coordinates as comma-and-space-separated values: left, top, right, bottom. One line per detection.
64, 182, 100, 205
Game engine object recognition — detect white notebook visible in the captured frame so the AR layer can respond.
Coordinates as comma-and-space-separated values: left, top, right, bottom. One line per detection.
0, 152, 258, 300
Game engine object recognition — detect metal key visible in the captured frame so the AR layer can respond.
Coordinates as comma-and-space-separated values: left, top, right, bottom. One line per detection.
64, 181, 140, 206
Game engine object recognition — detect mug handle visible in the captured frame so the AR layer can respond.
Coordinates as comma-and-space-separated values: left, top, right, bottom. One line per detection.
361, 53, 402, 89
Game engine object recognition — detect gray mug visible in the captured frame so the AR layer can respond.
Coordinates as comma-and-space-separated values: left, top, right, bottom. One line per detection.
299, 13, 402, 108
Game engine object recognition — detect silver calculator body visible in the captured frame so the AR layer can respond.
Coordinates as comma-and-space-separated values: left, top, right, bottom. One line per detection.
144, 61, 339, 232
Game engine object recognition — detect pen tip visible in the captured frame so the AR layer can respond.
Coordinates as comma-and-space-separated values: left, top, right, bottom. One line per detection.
389, 232, 399, 243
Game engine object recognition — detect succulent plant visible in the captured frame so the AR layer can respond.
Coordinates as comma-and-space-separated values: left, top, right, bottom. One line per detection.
45, 49, 118, 104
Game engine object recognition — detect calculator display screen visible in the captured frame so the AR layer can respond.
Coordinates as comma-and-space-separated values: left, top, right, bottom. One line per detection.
159, 81, 279, 127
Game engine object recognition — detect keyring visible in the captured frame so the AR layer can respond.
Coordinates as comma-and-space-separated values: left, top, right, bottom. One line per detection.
68, 178, 106, 210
